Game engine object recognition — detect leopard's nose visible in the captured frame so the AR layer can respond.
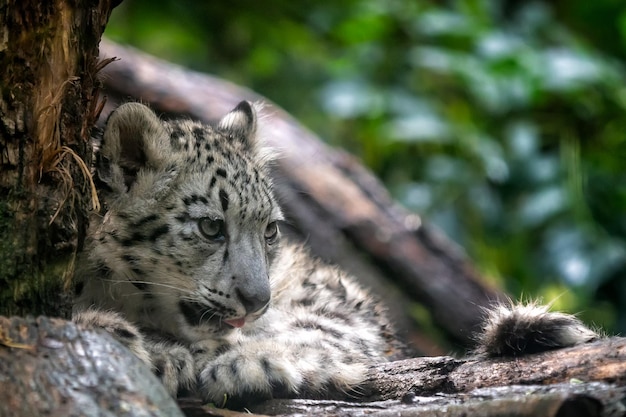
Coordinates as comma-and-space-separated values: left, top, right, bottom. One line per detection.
235, 286, 270, 315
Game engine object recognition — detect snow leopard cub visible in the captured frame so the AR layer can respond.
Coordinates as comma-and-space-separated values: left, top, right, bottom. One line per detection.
73, 101, 597, 406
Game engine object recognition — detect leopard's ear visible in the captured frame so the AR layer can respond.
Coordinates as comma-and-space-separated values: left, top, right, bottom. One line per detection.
217, 101, 258, 149
98, 102, 170, 192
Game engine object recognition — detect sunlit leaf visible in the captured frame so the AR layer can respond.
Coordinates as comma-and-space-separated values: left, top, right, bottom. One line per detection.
505, 120, 538, 159
319, 79, 383, 118
540, 49, 606, 91
385, 113, 451, 143
518, 187, 568, 227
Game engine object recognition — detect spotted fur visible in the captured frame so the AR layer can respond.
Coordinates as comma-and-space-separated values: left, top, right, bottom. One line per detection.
73, 101, 597, 407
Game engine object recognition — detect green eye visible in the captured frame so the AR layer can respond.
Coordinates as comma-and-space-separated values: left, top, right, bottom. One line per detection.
264, 221, 279, 244
199, 218, 225, 241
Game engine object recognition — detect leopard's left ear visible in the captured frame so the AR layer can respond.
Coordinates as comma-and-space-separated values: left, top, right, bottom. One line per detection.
98, 102, 171, 194
217, 101, 258, 148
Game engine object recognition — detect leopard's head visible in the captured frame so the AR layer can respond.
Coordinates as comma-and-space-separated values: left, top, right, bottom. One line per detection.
93, 101, 283, 341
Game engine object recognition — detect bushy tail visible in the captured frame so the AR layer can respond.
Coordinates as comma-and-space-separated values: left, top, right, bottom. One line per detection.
474, 301, 598, 357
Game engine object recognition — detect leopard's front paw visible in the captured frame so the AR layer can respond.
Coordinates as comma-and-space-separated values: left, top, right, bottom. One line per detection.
146, 340, 196, 396
193, 340, 302, 407
73, 309, 152, 367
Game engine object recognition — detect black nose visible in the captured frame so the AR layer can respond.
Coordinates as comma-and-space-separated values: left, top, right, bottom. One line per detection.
236, 286, 270, 315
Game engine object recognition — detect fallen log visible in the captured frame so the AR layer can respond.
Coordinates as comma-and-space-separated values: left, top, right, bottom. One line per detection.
98, 39, 506, 352
360, 338, 626, 401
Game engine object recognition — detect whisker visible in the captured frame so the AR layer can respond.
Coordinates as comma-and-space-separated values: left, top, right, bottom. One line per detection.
99, 277, 195, 295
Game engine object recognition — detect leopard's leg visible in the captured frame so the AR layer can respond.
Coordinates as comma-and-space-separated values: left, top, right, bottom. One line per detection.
73, 309, 152, 366
73, 309, 196, 396
191, 309, 375, 408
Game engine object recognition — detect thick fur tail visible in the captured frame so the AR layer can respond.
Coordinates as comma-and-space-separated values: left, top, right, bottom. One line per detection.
474, 301, 598, 357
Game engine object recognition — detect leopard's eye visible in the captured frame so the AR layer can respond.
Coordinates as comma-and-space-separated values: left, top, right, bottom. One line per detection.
199, 218, 225, 241
264, 221, 279, 244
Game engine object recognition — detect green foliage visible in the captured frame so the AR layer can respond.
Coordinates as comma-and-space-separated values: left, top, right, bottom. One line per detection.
106, 0, 626, 332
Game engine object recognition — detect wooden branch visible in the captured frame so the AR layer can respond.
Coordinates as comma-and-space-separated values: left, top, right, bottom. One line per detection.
98, 39, 506, 349
360, 338, 626, 401
0, 316, 183, 417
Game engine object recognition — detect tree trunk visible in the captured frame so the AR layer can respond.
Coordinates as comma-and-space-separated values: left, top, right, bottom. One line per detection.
0, 0, 113, 317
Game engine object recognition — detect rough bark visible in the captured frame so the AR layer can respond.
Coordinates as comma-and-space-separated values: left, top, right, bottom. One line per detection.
359, 338, 626, 401
0, 315, 182, 417
98, 39, 506, 350
0, 0, 113, 317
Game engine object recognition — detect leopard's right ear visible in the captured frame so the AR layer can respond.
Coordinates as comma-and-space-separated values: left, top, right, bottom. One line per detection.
98, 102, 170, 193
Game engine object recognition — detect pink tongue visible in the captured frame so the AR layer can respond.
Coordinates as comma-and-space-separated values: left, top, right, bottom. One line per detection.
224, 317, 246, 328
